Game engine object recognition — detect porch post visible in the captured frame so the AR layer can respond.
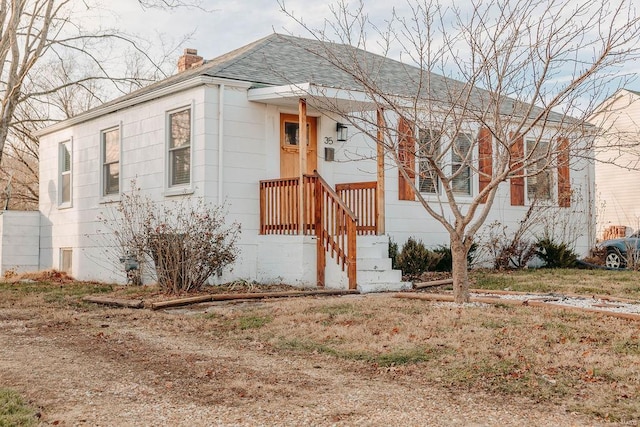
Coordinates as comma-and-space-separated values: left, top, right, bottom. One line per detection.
298, 98, 308, 234
376, 108, 386, 235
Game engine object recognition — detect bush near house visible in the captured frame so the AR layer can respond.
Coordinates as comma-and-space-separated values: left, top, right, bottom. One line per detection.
388, 238, 399, 270
391, 238, 479, 276
535, 238, 578, 269
395, 237, 442, 280
433, 244, 478, 272
101, 185, 241, 294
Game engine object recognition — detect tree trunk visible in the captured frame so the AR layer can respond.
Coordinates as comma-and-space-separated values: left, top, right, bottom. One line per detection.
451, 237, 470, 303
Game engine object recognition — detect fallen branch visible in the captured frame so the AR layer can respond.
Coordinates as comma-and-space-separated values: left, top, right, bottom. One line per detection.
150, 288, 359, 310
414, 278, 453, 289
82, 295, 144, 309
394, 293, 640, 321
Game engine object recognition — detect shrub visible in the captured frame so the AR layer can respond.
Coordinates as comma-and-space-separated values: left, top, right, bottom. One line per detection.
388, 238, 399, 269
583, 247, 606, 266
433, 243, 477, 272
624, 242, 640, 271
535, 238, 578, 268
396, 237, 442, 279
100, 183, 241, 293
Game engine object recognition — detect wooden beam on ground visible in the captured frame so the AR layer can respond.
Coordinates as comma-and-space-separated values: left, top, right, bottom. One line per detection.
414, 278, 453, 289
82, 295, 144, 309
150, 288, 359, 310
394, 293, 640, 321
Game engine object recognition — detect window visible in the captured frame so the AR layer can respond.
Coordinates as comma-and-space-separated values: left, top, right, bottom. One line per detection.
418, 128, 440, 193
168, 107, 191, 187
60, 248, 72, 274
59, 140, 72, 205
282, 119, 310, 147
102, 127, 120, 196
526, 139, 552, 201
452, 133, 472, 196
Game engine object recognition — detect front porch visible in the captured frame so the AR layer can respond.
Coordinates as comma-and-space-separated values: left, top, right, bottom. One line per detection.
258, 173, 409, 292
251, 95, 407, 292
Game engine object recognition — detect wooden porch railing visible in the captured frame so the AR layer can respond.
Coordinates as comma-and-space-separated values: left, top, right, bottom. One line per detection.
259, 176, 316, 235
259, 173, 357, 289
259, 177, 300, 235
313, 174, 357, 289
335, 181, 377, 235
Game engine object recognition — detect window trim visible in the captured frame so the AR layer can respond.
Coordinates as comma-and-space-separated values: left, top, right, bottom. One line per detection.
166, 103, 194, 192
524, 138, 554, 205
58, 138, 73, 208
100, 123, 122, 199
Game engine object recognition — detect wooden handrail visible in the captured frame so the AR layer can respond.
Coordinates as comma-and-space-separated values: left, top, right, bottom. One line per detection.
313, 172, 357, 289
315, 174, 357, 218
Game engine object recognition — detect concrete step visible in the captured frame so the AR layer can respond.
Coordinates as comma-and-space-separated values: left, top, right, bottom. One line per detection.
356, 245, 388, 259
357, 281, 412, 293
356, 257, 392, 271
357, 268, 402, 283
356, 235, 389, 247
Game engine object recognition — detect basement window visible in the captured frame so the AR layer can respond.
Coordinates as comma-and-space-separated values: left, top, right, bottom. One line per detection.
60, 248, 72, 275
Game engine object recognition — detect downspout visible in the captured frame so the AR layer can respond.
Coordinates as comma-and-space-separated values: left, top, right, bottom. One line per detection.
218, 84, 225, 204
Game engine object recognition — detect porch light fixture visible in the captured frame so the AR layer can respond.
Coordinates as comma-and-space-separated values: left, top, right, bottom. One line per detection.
336, 122, 348, 142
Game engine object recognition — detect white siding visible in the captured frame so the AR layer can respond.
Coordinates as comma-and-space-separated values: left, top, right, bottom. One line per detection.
38, 82, 595, 285
592, 90, 640, 238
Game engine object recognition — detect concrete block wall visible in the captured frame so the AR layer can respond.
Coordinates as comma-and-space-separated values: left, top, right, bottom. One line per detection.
0, 211, 40, 275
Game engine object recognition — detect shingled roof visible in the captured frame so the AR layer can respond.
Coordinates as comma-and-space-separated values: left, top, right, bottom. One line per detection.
103, 33, 457, 104
41, 33, 570, 133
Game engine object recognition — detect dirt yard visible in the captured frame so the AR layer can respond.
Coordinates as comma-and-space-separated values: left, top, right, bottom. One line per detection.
0, 278, 638, 426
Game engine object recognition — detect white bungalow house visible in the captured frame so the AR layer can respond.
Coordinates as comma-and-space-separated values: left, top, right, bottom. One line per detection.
590, 89, 640, 239
26, 34, 595, 290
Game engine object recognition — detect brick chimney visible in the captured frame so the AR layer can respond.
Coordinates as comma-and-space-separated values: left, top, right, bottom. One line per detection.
177, 48, 203, 72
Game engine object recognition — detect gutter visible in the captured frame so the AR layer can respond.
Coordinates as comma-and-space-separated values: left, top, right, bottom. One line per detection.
35, 76, 252, 137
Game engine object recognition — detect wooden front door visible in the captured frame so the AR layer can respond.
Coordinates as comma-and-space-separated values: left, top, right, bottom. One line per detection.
280, 113, 317, 178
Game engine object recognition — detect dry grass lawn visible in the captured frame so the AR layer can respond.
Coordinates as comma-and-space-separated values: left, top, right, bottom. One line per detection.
1, 268, 639, 425
202, 290, 640, 422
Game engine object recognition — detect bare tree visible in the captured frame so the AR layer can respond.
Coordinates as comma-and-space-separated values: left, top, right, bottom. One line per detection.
281, 0, 640, 302
0, 0, 197, 209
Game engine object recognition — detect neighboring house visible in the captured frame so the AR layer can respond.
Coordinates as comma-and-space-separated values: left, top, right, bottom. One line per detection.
590, 89, 640, 239
21, 34, 594, 289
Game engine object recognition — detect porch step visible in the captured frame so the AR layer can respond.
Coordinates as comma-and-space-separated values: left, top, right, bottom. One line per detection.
357, 257, 392, 271
357, 268, 402, 283
357, 281, 412, 294
357, 246, 388, 259
354, 236, 409, 293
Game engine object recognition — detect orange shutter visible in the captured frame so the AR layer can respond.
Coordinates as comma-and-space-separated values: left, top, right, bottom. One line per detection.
478, 127, 493, 203
509, 133, 524, 206
557, 136, 571, 207
397, 117, 416, 201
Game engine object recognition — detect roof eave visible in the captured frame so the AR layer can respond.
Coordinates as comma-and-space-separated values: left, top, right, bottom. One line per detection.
248, 83, 379, 112
35, 75, 253, 137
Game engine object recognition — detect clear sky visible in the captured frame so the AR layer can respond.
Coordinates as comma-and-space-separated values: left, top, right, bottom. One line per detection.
108, 1, 339, 62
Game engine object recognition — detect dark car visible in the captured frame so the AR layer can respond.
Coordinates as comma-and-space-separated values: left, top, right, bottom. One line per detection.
597, 232, 640, 269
